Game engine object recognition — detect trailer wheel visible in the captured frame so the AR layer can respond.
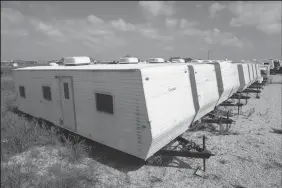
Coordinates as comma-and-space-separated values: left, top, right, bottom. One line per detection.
146, 156, 163, 165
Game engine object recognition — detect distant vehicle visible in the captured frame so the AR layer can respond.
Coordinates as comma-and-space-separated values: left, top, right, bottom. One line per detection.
183, 58, 193, 62
118, 57, 139, 64
262, 59, 276, 74
190, 59, 213, 63
148, 58, 165, 63
171, 58, 186, 63
139, 61, 148, 64
262, 59, 274, 68
273, 59, 281, 70
190, 59, 204, 63
50, 62, 59, 66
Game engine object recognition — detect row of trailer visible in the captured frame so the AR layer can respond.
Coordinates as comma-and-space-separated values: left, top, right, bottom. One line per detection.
12, 57, 268, 170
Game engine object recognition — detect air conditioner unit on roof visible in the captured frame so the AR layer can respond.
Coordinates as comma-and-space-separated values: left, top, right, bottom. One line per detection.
63, 56, 91, 66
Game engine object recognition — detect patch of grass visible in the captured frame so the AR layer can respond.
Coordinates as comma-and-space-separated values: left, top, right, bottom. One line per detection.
230, 184, 247, 188
218, 159, 228, 164
189, 121, 238, 136
1, 163, 37, 188
1, 78, 98, 187
1, 161, 98, 188
1, 113, 62, 161
236, 155, 253, 163
149, 176, 163, 188
241, 108, 255, 119
57, 135, 91, 163
257, 109, 269, 116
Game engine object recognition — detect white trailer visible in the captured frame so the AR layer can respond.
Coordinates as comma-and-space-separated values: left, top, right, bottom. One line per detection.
245, 63, 255, 85
260, 65, 270, 76
251, 63, 258, 81
186, 63, 219, 122
13, 63, 196, 160
205, 61, 240, 106
231, 62, 251, 92
254, 63, 263, 83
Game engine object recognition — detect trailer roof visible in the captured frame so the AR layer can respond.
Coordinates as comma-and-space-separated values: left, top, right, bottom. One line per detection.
14, 63, 185, 71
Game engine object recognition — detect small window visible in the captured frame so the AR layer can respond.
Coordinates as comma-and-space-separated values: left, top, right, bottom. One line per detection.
95, 93, 114, 114
42, 86, 52, 101
19, 86, 26, 98
63, 83, 69, 99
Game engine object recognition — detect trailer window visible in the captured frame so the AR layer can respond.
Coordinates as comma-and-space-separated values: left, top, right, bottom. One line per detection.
42, 86, 52, 101
63, 83, 69, 99
19, 86, 26, 98
95, 93, 113, 114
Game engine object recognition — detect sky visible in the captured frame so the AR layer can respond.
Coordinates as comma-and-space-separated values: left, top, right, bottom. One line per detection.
1, 1, 281, 61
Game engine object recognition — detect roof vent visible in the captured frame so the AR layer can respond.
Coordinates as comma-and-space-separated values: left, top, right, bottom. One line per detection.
63, 56, 91, 66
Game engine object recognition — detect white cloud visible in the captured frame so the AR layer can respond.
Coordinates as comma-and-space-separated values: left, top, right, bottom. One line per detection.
1, 29, 28, 37
139, 1, 175, 16
30, 19, 64, 37
29, 15, 130, 51
9, 1, 21, 6
209, 2, 227, 18
164, 46, 173, 51
1, 8, 24, 24
139, 27, 173, 41
179, 18, 199, 29
1, 8, 29, 37
110, 18, 136, 31
29, 3, 58, 16
196, 4, 202, 8
228, 2, 282, 35
165, 18, 178, 29
87, 15, 104, 25
183, 27, 244, 48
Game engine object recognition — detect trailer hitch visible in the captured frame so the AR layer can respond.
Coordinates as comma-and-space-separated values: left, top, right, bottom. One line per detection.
147, 135, 214, 173
218, 100, 244, 115
230, 92, 250, 106
248, 85, 263, 89
201, 109, 235, 131
219, 100, 244, 107
246, 82, 261, 99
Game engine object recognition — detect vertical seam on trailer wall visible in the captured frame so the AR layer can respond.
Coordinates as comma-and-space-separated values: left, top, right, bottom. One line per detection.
214, 63, 224, 106
135, 98, 142, 154
70, 76, 78, 132
188, 65, 199, 125
238, 65, 245, 91
58, 77, 64, 126
136, 69, 145, 157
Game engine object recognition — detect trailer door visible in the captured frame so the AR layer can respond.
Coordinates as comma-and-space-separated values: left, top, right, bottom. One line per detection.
59, 77, 77, 132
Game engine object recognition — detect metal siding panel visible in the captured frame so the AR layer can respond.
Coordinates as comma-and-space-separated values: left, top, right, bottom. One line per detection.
142, 65, 196, 159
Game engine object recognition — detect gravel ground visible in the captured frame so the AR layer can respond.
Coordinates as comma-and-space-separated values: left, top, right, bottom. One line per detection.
124, 75, 282, 188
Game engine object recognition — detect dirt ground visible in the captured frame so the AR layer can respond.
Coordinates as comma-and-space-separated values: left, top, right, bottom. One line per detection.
2, 74, 282, 188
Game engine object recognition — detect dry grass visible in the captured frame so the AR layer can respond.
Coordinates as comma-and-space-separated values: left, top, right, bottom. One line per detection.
1, 75, 99, 188
1, 74, 282, 188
